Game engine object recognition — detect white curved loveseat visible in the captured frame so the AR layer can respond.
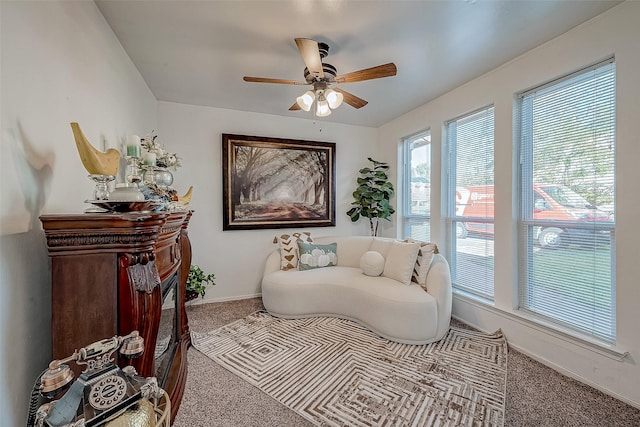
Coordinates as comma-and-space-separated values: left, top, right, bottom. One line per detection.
262, 235, 452, 345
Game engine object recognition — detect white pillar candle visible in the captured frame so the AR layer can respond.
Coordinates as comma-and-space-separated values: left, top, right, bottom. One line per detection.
126, 135, 141, 158
143, 151, 156, 166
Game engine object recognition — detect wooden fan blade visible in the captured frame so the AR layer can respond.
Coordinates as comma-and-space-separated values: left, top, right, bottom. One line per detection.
243, 76, 307, 85
334, 88, 368, 109
289, 101, 301, 111
295, 38, 324, 79
335, 63, 397, 84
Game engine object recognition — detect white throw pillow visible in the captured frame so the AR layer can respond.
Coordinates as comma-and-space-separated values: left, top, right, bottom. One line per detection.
382, 241, 421, 286
360, 251, 385, 276
369, 238, 393, 257
404, 239, 439, 286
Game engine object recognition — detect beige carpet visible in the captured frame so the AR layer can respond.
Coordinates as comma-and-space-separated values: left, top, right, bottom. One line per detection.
191, 311, 507, 426
174, 298, 640, 427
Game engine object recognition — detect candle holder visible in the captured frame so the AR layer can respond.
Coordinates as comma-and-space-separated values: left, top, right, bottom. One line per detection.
88, 174, 115, 200
142, 166, 157, 185
126, 156, 142, 187
85, 174, 115, 212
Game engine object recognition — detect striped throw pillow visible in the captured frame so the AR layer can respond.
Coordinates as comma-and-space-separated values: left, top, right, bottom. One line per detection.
404, 238, 439, 286
274, 231, 314, 271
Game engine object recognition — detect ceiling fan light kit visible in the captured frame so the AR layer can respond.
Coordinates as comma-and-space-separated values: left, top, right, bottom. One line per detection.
325, 89, 344, 109
244, 38, 396, 118
296, 90, 315, 112
315, 94, 331, 117
295, 88, 343, 116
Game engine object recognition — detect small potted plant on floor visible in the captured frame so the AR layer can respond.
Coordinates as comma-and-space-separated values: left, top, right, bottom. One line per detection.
186, 264, 216, 302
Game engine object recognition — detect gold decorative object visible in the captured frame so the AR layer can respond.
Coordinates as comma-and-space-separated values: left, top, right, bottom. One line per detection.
70, 122, 121, 176
103, 388, 171, 427
178, 186, 193, 205
103, 398, 156, 427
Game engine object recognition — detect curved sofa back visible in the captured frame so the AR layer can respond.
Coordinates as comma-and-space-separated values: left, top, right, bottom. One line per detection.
264, 235, 379, 272
313, 235, 377, 267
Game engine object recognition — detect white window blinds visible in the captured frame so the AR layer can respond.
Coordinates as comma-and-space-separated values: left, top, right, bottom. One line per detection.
518, 59, 616, 341
446, 106, 495, 299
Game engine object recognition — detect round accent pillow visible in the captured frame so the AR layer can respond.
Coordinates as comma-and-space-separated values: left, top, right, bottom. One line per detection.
360, 251, 385, 276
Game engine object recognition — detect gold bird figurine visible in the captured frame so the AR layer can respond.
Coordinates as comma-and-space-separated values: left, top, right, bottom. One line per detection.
178, 186, 193, 205
70, 122, 121, 176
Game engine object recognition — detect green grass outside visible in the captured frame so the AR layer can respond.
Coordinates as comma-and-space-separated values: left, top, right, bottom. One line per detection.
531, 246, 612, 307
459, 241, 613, 308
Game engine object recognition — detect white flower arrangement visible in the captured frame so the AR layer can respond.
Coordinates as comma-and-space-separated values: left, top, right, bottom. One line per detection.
140, 132, 181, 171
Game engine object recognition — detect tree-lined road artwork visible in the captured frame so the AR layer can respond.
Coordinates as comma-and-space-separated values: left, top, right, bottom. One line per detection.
231, 145, 329, 221
235, 200, 325, 220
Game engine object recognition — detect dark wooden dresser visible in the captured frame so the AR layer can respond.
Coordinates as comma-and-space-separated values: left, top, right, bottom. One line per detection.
40, 210, 193, 422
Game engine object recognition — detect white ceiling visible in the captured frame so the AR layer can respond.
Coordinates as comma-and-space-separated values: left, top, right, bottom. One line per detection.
96, 0, 620, 128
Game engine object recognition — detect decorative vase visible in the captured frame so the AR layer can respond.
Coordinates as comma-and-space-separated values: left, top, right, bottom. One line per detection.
154, 168, 174, 189
108, 184, 145, 202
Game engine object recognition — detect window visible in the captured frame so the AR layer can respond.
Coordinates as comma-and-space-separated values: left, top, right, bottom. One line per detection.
445, 106, 495, 299
403, 131, 431, 241
518, 59, 616, 342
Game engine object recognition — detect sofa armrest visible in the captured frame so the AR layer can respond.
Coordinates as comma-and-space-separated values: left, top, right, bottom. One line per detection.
264, 249, 281, 275
425, 254, 452, 340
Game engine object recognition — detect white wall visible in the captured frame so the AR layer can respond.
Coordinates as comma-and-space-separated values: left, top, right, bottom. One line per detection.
378, 1, 640, 407
0, 1, 157, 424
158, 102, 379, 302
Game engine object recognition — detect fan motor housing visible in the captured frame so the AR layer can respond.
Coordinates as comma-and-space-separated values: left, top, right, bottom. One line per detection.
317, 42, 329, 59
304, 63, 337, 83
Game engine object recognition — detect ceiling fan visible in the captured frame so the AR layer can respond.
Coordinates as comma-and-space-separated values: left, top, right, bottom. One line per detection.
243, 38, 397, 117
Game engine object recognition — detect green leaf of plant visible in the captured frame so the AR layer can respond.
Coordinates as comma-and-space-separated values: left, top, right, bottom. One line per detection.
347, 157, 395, 232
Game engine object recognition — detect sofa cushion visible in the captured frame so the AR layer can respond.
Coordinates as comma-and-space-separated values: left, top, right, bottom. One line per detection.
382, 241, 421, 286
275, 231, 313, 270
264, 267, 422, 301
405, 239, 439, 286
360, 251, 385, 276
297, 242, 338, 270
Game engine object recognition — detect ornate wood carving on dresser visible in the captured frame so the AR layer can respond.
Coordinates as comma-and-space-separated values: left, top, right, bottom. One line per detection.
40, 210, 193, 423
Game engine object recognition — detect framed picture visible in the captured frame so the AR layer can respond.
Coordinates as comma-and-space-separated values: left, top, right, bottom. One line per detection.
222, 134, 336, 230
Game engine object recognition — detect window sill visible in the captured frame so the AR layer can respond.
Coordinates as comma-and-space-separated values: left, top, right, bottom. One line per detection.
452, 287, 494, 305
452, 291, 629, 362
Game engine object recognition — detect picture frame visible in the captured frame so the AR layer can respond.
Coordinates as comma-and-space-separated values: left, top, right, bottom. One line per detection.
222, 134, 336, 230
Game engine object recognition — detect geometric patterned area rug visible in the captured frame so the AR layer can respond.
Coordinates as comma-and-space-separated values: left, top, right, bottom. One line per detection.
191, 311, 507, 427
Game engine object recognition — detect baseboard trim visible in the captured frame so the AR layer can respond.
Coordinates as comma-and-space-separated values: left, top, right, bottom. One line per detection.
187, 293, 262, 306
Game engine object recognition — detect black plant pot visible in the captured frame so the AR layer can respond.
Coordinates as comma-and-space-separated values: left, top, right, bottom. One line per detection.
186, 290, 200, 302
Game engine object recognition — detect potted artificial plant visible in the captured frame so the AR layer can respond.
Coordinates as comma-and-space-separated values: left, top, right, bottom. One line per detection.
186, 264, 216, 302
346, 157, 395, 236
